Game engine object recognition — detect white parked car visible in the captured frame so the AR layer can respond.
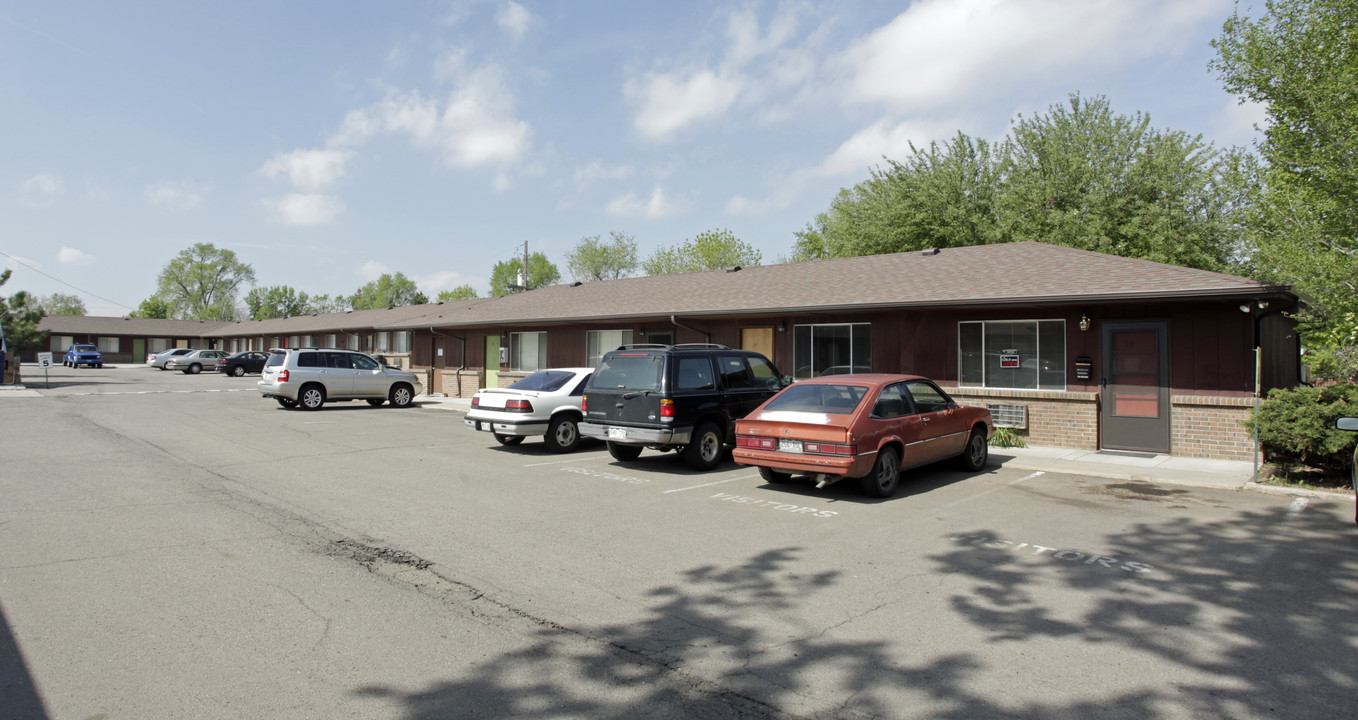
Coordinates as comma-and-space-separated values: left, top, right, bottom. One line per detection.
465, 368, 593, 452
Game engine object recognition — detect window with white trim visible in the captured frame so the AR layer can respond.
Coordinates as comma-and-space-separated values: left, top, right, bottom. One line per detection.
51, 335, 73, 352
374, 332, 390, 352
959, 320, 1065, 390
510, 331, 547, 372
392, 331, 411, 354
96, 337, 119, 353
586, 329, 633, 367
792, 323, 871, 380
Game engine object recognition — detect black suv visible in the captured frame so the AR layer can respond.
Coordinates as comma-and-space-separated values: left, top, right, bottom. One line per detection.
579, 344, 789, 470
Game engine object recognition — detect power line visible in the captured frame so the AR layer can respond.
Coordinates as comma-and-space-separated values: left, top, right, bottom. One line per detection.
0, 250, 136, 312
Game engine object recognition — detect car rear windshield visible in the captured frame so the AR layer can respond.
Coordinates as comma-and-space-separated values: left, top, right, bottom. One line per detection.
763, 383, 869, 414
72, 345, 96, 352
592, 354, 664, 391
265, 353, 286, 368
510, 370, 579, 392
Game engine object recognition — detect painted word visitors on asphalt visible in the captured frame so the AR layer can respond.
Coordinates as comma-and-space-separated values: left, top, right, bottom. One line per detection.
950, 534, 1154, 573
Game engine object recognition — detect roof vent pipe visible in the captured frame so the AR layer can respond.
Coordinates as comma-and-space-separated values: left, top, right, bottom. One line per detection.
921, 248, 940, 256
726, 266, 742, 272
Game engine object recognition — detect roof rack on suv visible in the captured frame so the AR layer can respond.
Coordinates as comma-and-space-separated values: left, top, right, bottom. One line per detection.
615, 343, 732, 351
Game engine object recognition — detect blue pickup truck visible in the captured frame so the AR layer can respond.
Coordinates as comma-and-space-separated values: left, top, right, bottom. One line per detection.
64, 344, 104, 368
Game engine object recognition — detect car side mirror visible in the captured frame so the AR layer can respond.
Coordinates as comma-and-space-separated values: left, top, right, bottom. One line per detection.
781, 375, 793, 387
1337, 417, 1358, 432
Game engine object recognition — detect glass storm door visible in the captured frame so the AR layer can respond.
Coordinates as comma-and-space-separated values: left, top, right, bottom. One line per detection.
1100, 321, 1170, 453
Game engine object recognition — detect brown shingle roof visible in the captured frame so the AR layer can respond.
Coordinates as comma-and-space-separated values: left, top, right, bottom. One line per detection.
39, 316, 232, 336
382, 242, 1288, 329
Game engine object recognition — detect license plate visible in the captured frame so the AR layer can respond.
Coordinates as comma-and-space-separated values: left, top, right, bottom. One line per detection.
608, 427, 627, 440
778, 439, 802, 453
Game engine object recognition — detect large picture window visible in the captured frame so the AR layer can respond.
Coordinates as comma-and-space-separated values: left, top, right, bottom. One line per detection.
511, 331, 548, 372
587, 329, 633, 367
792, 323, 871, 380
959, 320, 1066, 390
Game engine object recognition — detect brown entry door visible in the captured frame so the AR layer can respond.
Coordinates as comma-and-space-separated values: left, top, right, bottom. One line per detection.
741, 327, 774, 360
1100, 321, 1170, 453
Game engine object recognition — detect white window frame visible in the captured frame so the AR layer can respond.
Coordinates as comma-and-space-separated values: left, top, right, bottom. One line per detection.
792, 322, 871, 380
51, 335, 74, 352
510, 331, 548, 372
586, 329, 633, 367
958, 319, 1066, 390
96, 336, 120, 353
392, 331, 411, 354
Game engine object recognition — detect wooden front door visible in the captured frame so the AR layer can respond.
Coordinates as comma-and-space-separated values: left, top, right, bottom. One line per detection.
1100, 321, 1170, 453
741, 327, 774, 360
484, 335, 500, 389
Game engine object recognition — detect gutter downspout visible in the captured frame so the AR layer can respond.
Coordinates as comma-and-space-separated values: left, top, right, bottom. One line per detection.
1250, 297, 1298, 483
670, 315, 710, 343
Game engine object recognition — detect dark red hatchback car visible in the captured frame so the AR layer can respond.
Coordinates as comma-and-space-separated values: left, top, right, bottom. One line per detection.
733, 374, 992, 498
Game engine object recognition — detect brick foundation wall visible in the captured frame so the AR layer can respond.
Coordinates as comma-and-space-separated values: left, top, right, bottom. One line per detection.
950, 387, 1259, 460
1171, 396, 1257, 461
951, 388, 1099, 449
431, 369, 484, 397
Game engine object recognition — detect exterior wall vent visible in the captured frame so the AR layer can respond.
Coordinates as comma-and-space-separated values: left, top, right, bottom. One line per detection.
987, 403, 1028, 429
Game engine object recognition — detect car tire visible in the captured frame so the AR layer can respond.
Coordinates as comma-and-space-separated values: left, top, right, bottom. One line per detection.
494, 433, 525, 446
859, 447, 901, 499
607, 442, 643, 461
956, 428, 989, 472
187, 364, 201, 374
231, 365, 246, 377
389, 384, 414, 408
758, 466, 795, 483
544, 415, 581, 453
276, 397, 298, 409
299, 385, 326, 411
683, 421, 724, 471
367, 399, 385, 406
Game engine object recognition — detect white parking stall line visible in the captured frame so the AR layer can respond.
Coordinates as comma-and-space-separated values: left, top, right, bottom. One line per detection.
524, 456, 602, 467
930, 471, 1044, 512
663, 475, 756, 494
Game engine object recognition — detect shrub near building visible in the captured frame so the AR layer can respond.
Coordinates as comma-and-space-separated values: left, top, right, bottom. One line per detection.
1248, 384, 1358, 476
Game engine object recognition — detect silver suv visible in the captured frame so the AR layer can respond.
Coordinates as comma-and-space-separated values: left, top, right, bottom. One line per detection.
257, 348, 423, 410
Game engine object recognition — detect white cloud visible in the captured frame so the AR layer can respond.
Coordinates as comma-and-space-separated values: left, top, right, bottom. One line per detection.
264, 194, 345, 225
20, 174, 62, 206
626, 67, 744, 141
605, 186, 678, 219
260, 149, 352, 191
496, 1, 534, 42
357, 260, 389, 282
836, 0, 1228, 112
818, 117, 962, 176
572, 161, 633, 188
416, 269, 482, 296
57, 247, 95, 266
331, 62, 531, 168
145, 181, 204, 210
624, 5, 818, 140
1213, 98, 1269, 147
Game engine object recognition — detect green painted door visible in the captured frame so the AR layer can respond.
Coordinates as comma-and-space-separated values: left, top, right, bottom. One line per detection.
485, 335, 500, 389
132, 338, 146, 364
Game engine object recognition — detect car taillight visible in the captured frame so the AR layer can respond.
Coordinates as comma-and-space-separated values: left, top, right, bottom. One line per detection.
470, 396, 480, 408
736, 435, 775, 450
660, 399, 674, 418
506, 399, 533, 413
581, 396, 587, 412
804, 442, 857, 455
278, 369, 290, 382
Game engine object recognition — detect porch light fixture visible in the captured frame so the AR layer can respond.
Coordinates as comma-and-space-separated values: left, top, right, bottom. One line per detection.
777, 322, 786, 332
1079, 315, 1091, 332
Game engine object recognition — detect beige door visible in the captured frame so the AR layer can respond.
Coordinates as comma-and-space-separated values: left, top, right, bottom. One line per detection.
484, 335, 500, 389
741, 327, 774, 359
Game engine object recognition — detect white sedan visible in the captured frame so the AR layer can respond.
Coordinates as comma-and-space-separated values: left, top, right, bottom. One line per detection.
464, 367, 593, 452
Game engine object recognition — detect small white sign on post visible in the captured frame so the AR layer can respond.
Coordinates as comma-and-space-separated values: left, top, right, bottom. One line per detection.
37, 352, 53, 369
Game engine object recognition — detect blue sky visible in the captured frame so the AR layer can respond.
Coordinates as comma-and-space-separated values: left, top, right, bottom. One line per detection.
2, 0, 1265, 316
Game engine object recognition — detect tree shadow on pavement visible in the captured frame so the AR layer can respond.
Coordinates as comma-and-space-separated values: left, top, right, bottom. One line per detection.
353, 505, 1358, 718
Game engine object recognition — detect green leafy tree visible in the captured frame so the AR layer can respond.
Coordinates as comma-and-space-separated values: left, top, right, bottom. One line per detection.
642, 229, 762, 275
1211, 0, 1358, 347
128, 296, 171, 319
350, 273, 427, 310
567, 231, 639, 281
0, 270, 48, 354
437, 285, 478, 302
37, 293, 87, 316
798, 95, 1244, 272
489, 253, 561, 296
155, 243, 256, 321
305, 294, 351, 315
245, 285, 310, 320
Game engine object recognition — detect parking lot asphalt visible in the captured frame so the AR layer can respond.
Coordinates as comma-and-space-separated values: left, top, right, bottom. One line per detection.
0, 365, 1344, 502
